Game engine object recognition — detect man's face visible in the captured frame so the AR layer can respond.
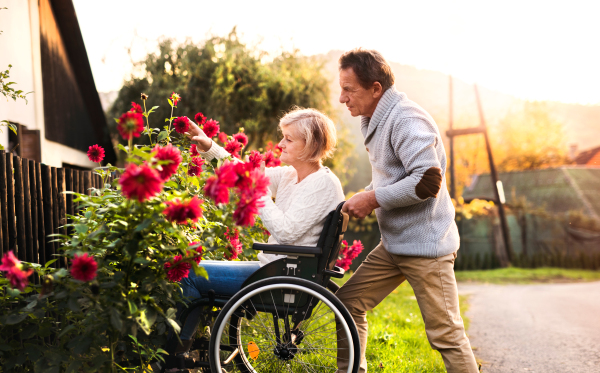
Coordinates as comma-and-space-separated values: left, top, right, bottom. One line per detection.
339, 68, 380, 118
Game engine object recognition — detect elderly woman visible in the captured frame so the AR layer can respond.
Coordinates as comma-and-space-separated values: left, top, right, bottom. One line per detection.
168, 107, 345, 355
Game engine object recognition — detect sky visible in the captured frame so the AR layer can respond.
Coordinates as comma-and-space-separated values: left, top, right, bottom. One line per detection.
73, 0, 600, 105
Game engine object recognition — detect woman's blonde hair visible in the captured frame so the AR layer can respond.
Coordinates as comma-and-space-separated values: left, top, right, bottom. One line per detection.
279, 107, 337, 163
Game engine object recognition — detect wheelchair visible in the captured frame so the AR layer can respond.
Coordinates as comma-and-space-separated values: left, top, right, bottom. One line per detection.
160, 201, 360, 373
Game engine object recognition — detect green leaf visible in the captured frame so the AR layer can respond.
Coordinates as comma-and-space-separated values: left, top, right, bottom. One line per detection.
110, 307, 123, 332
57, 324, 76, 339
128, 300, 138, 315
192, 263, 209, 279
5, 313, 27, 325
134, 218, 153, 232
166, 318, 181, 334
68, 296, 79, 312
66, 361, 82, 373
72, 338, 92, 355
157, 130, 169, 141
44, 259, 57, 268
74, 224, 88, 234
21, 324, 38, 339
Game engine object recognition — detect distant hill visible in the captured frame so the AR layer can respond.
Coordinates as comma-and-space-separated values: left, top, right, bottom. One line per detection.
322, 50, 600, 192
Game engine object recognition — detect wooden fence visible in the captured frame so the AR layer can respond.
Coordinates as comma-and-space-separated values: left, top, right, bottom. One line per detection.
0, 150, 117, 270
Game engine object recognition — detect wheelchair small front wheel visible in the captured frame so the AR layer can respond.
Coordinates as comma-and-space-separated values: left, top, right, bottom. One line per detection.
209, 277, 360, 373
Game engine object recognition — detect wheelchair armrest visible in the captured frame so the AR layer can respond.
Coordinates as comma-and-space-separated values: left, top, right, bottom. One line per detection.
323, 266, 345, 279
252, 243, 322, 257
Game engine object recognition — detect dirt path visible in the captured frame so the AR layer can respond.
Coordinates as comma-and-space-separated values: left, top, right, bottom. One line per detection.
458, 281, 600, 373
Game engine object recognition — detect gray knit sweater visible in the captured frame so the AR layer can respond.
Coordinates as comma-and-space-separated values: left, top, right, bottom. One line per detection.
363, 88, 459, 258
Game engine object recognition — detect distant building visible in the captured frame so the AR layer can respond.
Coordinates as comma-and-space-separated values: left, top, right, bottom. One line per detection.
573, 146, 600, 167
463, 167, 600, 220
0, 0, 115, 167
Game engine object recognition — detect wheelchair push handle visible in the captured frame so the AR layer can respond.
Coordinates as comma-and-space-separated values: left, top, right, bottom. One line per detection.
323, 265, 345, 279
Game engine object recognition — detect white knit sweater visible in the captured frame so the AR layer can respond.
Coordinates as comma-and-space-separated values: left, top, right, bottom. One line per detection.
199, 142, 345, 265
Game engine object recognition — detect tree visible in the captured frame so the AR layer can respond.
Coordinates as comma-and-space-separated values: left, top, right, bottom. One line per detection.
108, 29, 332, 149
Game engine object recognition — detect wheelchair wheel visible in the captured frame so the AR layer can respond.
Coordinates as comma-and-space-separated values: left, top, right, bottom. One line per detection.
209, 277, 360, 373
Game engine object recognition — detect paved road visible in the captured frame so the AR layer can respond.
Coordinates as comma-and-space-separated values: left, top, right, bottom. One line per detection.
458, 281, 600, 373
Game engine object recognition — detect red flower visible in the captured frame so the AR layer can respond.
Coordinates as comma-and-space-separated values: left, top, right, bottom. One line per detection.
6, 267, 33, 291
188, 242, 204, 265
336, 240, 364, 270
70, 253, 98, 282
203, 119, 220, 138
188, 156, 205, 176
248, 151, 263, 170
194, 112, 206, 125
224, 139, 243, 158
119, 163, 163, 202
224, 229, 242, 260
233, 168, 270, 226
173, 117, 190, 134
87, 144, 105, 163
233, 132, 248, 147
264, 150, 281, 167
117, 112, 144, 140
204, 176, 229, 204
153, 144, 182, 180
163, 196, 203, 225
0, 251, 19, 271
130, 102, 143, 114
218, 132, 228, 144
170, 92, 181, 106
233, 198, 262, 227
190, 144, 200, 157
164, 255, 191, 282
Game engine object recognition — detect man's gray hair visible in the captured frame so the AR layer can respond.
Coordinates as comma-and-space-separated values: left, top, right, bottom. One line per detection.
279, 107, 337, 163
339, 48, 395, 91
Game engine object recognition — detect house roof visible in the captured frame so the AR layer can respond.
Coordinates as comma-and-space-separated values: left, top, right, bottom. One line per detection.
47, 0, 116, 163
574, 146, 600, 166
462, 167, 600, 219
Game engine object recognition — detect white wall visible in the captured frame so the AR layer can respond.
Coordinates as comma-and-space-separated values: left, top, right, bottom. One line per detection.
0, 0, 95, 168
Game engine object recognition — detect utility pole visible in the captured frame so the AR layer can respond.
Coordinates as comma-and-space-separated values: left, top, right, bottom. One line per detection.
446, 84, 513, 265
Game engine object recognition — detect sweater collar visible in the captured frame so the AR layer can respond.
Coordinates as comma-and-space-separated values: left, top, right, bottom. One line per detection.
360, 87, 402, 143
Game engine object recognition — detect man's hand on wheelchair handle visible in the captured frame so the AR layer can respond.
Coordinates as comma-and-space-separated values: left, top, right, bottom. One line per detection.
343, 190, 380, 219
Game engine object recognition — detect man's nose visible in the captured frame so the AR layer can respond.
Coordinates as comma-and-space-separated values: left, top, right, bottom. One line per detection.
339, 93, 347, 104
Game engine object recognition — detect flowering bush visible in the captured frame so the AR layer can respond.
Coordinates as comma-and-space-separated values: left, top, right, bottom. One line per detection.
0, 92, 275, 372
336, 240, 365, 271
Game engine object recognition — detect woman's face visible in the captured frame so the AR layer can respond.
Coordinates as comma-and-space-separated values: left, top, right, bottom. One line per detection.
278, 124, 306, 166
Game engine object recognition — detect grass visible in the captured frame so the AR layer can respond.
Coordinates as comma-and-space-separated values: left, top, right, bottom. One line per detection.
455, 267, 600, 284
333, 275, 470, 372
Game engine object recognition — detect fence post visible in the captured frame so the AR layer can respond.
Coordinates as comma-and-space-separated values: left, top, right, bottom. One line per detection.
35, 162, 46, 265
22, 160, 34, 263
41, 164, 55, 267
51, 168, 62, 267
6, 153, 16, 253
13, 155, 26, 261
0, 150, 7, 255
29, 160, 39, 265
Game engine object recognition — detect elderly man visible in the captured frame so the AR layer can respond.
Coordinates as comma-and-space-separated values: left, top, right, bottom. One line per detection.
336, 49, 478, 373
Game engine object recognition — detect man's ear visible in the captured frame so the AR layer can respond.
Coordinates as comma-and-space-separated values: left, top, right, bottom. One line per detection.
372, 82, 383, 99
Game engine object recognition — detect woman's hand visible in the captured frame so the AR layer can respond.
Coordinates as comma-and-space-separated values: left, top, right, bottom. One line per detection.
184, 117, 212, 152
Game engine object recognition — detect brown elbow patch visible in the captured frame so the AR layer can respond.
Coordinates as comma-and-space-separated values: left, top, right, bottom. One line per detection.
415, 167, 442, 200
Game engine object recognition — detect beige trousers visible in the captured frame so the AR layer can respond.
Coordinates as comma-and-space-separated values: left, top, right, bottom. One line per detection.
336, 243, 478, 373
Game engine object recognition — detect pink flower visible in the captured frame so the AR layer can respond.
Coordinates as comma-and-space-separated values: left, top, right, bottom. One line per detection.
71, 253, 98, 282
233, 132, 248, 147
194, 112, 206, 125
170, 92, 181, 106
173, 117, 190, 134
6, 267, 33, 291
224, 229, 242, 260
188, 242, 204, 265
87, 144, 105, 163
0, 251, 19, 271
336, 240, 364, 270
164, 255, 191, 282
264, 150, 281, 167
248, 151, 263, 170
117, 112, 144, 140
233, 197, 262, 227
203, 119, 220, 138
224, 139, 243, 158
218, 132, 228, 144
187, 156, 205, 176
119, 163, 163, 202
163, 196, 203, 225
190, 144, 200, 157
130, 102, 143, 114
153, 144, 182, 181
